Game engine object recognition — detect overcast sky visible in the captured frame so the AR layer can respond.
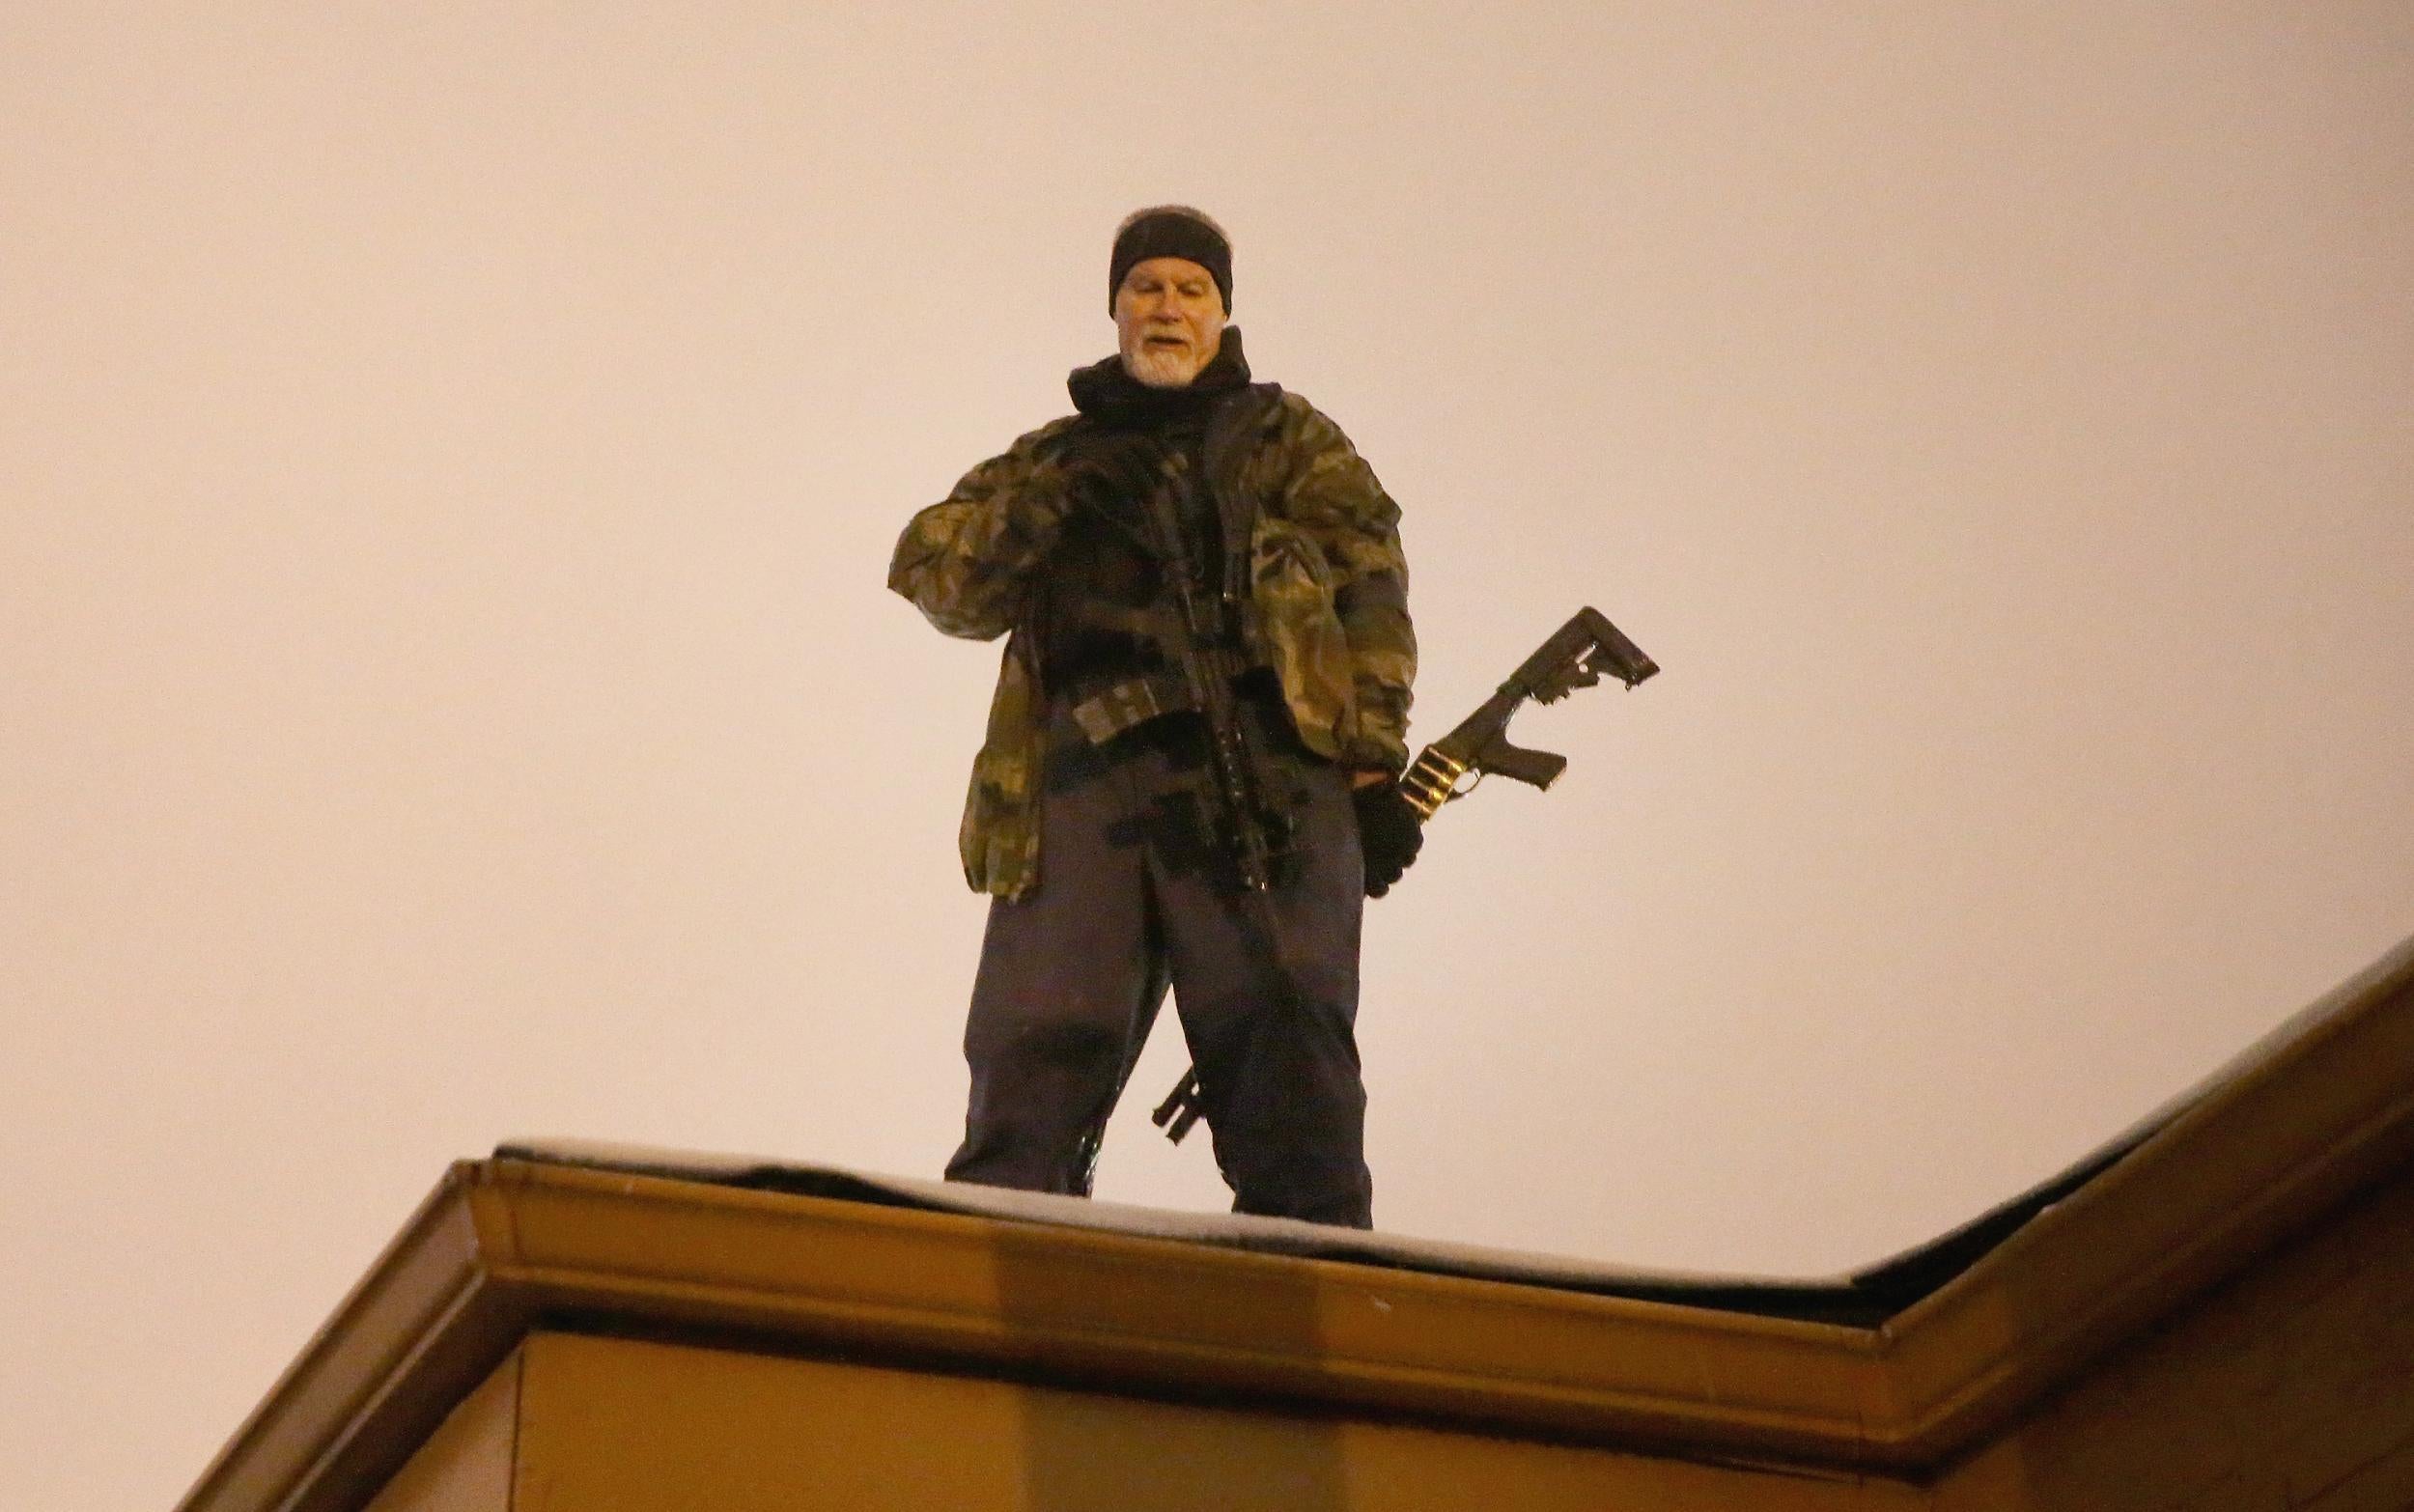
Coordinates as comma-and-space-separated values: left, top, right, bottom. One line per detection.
6, 6, 2412, 1509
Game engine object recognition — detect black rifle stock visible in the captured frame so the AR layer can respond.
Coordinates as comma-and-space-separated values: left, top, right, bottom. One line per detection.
1151, 606, 1658, 1143
1395, 605, 1658, 818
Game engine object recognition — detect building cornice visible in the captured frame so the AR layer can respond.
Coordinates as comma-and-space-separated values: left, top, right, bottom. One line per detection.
177, 936, 2414, 1510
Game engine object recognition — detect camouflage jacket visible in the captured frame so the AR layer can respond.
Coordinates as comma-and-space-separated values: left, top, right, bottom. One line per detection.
888, 374, 1416, 898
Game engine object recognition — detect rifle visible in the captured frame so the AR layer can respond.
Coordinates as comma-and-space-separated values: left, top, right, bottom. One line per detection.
1073, 458, 1302, 1186
1151, 605, 1659, 1142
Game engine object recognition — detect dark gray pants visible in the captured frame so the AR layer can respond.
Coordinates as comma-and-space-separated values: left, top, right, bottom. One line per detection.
943, 700, 1374, 1228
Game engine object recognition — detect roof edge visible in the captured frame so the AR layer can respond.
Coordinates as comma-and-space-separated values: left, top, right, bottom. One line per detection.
173, 933, 2414, 1505
1877, 932, 2414, 1459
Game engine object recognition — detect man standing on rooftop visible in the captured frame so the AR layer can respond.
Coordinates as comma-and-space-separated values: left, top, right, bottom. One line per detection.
888, 207, 1422, 1228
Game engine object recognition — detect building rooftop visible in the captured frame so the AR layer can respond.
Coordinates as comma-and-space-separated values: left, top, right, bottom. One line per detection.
181, 932, 2414, 1511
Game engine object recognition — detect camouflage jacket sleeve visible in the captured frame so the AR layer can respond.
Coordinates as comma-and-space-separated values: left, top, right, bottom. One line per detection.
1270, 393, 1417, 772
887, 417, 1084, 640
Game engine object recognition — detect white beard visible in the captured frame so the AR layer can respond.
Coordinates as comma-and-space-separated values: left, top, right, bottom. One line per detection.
1122, 343, 1209, 389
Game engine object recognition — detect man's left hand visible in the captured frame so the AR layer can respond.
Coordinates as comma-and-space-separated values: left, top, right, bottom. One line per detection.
1353, 775, 1424, 898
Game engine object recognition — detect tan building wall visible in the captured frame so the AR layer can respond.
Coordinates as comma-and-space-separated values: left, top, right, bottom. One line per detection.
373, 1331, 1920, 1512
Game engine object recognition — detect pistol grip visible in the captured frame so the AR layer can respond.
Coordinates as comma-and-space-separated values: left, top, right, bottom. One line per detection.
1479, 740, 1567, 790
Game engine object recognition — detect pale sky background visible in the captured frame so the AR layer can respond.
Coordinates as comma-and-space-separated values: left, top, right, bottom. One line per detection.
5, 6, 2412, 1509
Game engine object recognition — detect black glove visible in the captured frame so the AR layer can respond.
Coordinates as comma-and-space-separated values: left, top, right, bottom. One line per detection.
1061, 428, 1166, 522
1353, 777, 1424, 899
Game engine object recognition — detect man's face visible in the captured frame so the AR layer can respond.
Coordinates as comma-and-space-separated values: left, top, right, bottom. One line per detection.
1114, 257, 1225, 388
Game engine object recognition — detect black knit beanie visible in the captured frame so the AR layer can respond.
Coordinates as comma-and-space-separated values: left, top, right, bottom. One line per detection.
1109, 206, 1232, 316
